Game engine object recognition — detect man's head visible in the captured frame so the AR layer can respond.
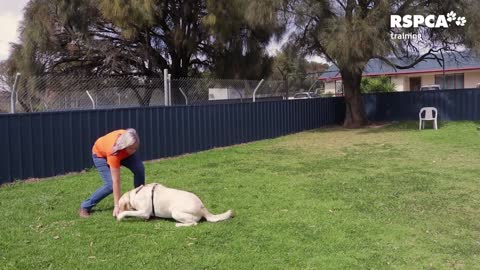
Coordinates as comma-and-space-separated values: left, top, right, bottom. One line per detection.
112, 128, 140, 155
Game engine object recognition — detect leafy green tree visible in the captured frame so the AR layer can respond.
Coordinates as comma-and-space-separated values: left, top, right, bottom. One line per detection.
204, 0, 284, 79
361, 76, 395, 93
270, 43, 308, 96
8, 0, 282, 78
6, 0, 286, 105
271, 42, 330, 96
12, 0, 100, 76
251, 0, 479, 127
304, 61, 329, 75
0, 61, 15, 93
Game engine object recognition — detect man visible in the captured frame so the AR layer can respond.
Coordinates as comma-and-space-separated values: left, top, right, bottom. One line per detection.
79, 128, 145, 217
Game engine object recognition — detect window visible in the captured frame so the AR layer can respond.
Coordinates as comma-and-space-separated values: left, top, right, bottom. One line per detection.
434, 73, 464, 89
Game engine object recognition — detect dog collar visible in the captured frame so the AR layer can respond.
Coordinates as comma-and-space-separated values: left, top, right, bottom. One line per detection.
151, 184, 158, 217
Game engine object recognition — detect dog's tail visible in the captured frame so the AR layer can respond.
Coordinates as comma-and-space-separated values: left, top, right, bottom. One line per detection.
202, 207, 235, 223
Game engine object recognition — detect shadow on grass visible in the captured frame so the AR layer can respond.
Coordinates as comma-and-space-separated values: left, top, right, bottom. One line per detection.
371, 120, 480, 133
304, 122, 416, 135
304, 121, 480, 136
358, 121, 425, 134
91, 206, 114, 213
116, 217, 169, 223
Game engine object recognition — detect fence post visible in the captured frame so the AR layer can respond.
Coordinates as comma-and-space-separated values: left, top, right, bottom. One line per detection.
164, 69, 168, 106
179, 87, 188, 105
168, 74, 172, 106
285, 77, 289, 99
252, 79, 265, 103
86, 90, 96, 109
10, 73, 20, 114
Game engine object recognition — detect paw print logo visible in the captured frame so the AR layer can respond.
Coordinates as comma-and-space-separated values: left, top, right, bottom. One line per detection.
456, 16, 467, 26
446, 11, 456, 22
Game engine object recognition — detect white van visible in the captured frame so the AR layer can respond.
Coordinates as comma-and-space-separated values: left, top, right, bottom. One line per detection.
419, 84, 441, 91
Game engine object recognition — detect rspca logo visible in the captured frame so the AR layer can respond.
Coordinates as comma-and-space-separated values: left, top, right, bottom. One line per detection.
390, 11, 466, 28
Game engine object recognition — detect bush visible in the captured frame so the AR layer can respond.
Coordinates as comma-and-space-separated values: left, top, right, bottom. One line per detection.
361, 76, 395, 93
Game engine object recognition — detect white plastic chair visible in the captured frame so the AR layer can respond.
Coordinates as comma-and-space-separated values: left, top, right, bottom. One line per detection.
419, 107, 438, 130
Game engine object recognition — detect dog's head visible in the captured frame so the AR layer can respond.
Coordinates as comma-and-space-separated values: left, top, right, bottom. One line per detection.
118, 185, 144, 212
118, 191, 133, 212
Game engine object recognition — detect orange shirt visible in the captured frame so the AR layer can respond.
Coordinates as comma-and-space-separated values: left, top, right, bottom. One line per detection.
92, 129, 130, 168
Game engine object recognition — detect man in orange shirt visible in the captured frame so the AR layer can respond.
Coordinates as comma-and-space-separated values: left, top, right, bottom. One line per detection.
79, 128, 145, 218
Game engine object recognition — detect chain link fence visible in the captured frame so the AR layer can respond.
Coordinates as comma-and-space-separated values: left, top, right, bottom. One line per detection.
4, 76, 166, 113
0, 90, 11, 113
0, 75, 288, 113
174, 78, 286, 105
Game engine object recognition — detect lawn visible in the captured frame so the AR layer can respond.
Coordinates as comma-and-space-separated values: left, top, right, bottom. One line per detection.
1, 121, 480, 270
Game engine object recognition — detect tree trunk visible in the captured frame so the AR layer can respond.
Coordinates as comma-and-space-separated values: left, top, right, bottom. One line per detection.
340, 69, 368, 128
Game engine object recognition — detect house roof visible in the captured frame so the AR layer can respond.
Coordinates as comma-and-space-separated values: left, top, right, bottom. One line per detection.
319, 51, 480, 81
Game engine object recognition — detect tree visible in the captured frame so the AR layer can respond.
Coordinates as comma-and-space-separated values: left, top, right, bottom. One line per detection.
271, 42, 330, 96
304, 61, 329, 75
9, 0, 211, 78
204, 0, 284, 79
278, 0, 480, 127
8, 0, 282, 78
270, 43, 308, 96
0, 61, 14, 93
6, 0, 284, 105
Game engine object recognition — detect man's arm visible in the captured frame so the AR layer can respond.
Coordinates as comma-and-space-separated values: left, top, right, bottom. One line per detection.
111, 167, 121, 216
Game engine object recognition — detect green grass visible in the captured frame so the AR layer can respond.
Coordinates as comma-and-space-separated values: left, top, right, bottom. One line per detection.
2, 121, 480, 270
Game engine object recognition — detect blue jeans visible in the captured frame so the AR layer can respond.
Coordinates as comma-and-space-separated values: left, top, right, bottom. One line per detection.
81, 153, 145, 210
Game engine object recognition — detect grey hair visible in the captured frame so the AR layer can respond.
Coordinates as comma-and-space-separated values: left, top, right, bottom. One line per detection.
112, 128, 140, 154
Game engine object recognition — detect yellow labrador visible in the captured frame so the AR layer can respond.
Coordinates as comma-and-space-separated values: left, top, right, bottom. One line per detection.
117, 183, 234, 227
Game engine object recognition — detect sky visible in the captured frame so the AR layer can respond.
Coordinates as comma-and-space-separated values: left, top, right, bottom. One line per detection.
0, 0, 30, 60
266, 29, 327, 64
0, 0, 326, 63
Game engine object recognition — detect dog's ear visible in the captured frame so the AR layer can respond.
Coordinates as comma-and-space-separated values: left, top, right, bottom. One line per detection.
119, 201, 132, 211
118, 192, 132, 211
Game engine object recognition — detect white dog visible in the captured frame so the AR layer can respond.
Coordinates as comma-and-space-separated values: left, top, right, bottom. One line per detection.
116, 183, 234, 227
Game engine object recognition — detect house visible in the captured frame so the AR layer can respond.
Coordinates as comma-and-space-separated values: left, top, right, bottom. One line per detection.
319, 52, 480, 95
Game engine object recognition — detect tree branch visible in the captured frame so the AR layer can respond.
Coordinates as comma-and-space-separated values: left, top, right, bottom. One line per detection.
335, 0, 346, 10
374, 47, 448, 70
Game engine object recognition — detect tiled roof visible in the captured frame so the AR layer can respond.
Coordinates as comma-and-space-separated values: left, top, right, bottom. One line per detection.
319, 51, 480, 80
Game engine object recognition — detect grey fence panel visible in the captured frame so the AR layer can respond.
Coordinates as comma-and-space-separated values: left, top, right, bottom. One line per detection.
363, 88, 480, 122
0, 98, 345, 184
5, 88, 480, 184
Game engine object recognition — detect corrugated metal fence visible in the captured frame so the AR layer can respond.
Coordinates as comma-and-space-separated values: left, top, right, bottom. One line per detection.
364, 88, 480, 121
0, 98, 345, 184
2, 88, 479, 184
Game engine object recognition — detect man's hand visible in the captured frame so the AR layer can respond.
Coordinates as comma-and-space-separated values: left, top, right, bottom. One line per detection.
110, 167, 121, 217
113, 205, 120, 217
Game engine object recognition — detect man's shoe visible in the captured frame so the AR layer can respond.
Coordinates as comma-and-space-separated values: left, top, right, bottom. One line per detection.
79, 208, 91, 218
